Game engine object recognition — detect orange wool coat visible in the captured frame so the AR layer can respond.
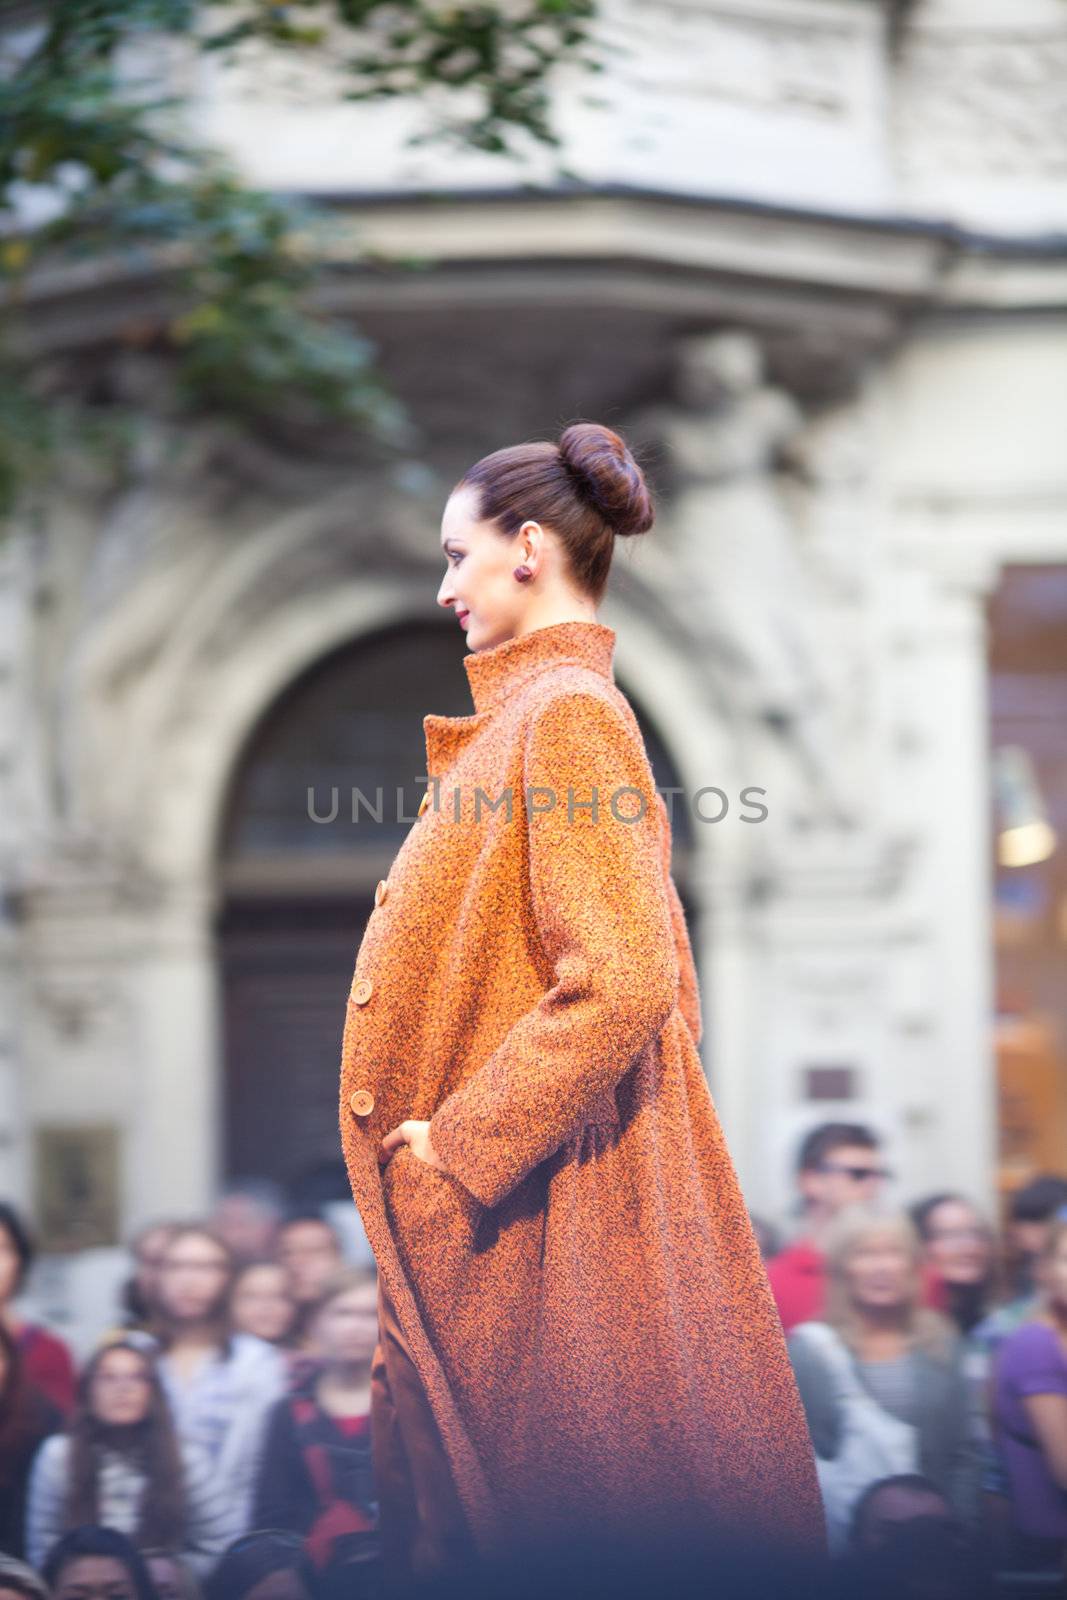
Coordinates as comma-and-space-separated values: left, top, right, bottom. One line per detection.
339, 619, 823, 1561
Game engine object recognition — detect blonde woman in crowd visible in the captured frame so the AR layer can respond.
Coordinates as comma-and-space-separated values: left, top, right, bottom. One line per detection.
787, 1209, 979, 1550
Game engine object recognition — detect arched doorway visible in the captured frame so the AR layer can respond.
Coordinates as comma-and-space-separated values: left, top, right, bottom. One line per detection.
215, 619, 695, 1202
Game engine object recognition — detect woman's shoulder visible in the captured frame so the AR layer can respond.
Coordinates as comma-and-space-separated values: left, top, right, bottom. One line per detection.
227, 1332, 289, 1391
997, 1317, 1063, 1370
523, 668, 629, 722
29, 1430, 69, 1475
521, 675, 650, 769
788, 1319, 841, 1350
19, 1321, 73, 1360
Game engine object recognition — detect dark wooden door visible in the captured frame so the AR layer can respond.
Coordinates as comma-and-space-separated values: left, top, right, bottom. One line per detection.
220, 897, 370, 1196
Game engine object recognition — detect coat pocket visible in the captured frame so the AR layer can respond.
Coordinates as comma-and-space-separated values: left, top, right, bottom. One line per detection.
382, 1145, 479, 1220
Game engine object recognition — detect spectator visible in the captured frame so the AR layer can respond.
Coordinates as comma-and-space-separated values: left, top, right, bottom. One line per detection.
767, 1125, 889, 1332
911, 1193, 996, 1336
209, 1183, 285, 1269
276, 1216, 344, 1352
0, 1554, 49, 1599
230, 1263, 298, 1350
142, 1551, 202, 1600
788, 1209, 977, 1550
0, 1320, 62, 1560
1003, 1175, 1067, 1305
119, 1223, 181, 1336
992, 1215, 1067, 1573
848, 1472, 958, 1553
42, 1525, 160, 1600
24, 1337, 231, 1576
203, 1531, 316, 1600
966, 1179, 1067, 1561
253, 1269, 380, 1583
0, 1202, 77, 1415
834, 1474, 989, 1600
154, 1226, 288, 1538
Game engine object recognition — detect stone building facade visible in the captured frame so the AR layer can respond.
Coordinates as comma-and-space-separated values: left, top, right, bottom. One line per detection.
3, 0, 1066, 1253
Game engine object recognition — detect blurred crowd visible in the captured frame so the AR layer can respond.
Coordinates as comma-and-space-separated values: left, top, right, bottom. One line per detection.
0, 1135, 1065, 1599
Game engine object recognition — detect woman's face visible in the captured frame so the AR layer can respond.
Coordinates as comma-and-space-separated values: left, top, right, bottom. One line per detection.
923, 1199, 993, 1286
90, 1347, 153, 1428
1039, 1235, 1067, 1311
843, 1232, 914, 1313
311, 1284, 379, 1366
437, 484, 546, 652
52, 1555, 138, 1599
157, 1232, 231, 1324
0, 1224, 22, 1306
230, 1264, 296, 1345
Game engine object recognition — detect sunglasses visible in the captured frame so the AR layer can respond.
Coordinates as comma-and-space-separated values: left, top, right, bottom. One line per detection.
818, 1162, 892, 1182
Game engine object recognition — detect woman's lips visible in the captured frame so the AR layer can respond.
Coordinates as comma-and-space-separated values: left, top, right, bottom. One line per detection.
457, 610, 470, 627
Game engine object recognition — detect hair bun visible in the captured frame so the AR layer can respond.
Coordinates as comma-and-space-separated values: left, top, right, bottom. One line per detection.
557, 422, 654, 539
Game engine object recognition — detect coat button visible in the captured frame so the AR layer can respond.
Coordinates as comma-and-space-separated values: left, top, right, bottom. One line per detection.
418, 790, 431, 817
349, 1089, 375, 1117
351, 978, 374, 1005
374, 879, 388, 907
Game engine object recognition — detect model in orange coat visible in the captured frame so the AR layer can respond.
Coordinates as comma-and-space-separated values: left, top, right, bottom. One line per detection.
339, 422, 824, 1581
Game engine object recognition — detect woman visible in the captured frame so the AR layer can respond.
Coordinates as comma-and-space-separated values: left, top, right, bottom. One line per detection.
229, 1262, 298, 1350
788, 1210, 978, 1551
152, 1225, 288, 1539
0, 1321, 62, 1559
911, 1192, 996, 1335
338, 423, 823, 1580
992, 1215, 1067, 1572
253, 1268, 379, 1581
42, 1525, 159, 1600
24, 1337, 231, 1576
0, 1202, 76, 1415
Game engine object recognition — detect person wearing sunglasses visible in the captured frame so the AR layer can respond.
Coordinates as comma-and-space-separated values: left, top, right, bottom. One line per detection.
768, 1122, 890, 1333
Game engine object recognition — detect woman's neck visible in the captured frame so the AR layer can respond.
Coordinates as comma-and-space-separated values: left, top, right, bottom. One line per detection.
853, 1303, 910, 1357
166, 1322, 223, 1357
1039, 1297, 1067, 1345
316, 1360, 373, 1413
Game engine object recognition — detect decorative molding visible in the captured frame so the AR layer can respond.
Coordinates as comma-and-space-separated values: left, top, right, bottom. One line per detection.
896, 26, 1067, 178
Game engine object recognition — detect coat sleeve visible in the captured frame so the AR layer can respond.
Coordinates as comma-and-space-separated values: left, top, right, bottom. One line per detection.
428, 690, 680, 1210
655, 791, 702, 1048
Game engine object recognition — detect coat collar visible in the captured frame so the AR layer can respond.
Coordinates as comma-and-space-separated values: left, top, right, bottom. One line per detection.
422, 619, 616, 781
462, 619, 616, 714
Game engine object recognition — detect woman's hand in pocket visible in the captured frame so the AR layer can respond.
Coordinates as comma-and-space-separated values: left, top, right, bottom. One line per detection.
380, 1119, 448, 1173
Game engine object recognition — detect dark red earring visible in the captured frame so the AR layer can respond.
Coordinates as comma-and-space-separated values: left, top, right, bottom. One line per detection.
513, 565, 533, 582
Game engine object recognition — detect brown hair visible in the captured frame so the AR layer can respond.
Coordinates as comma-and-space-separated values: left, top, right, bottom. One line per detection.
64, 1337, 189, 1550
305, 1265, 378, 1325
455, 421, 655, 603
823, 1208, 956, 1362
